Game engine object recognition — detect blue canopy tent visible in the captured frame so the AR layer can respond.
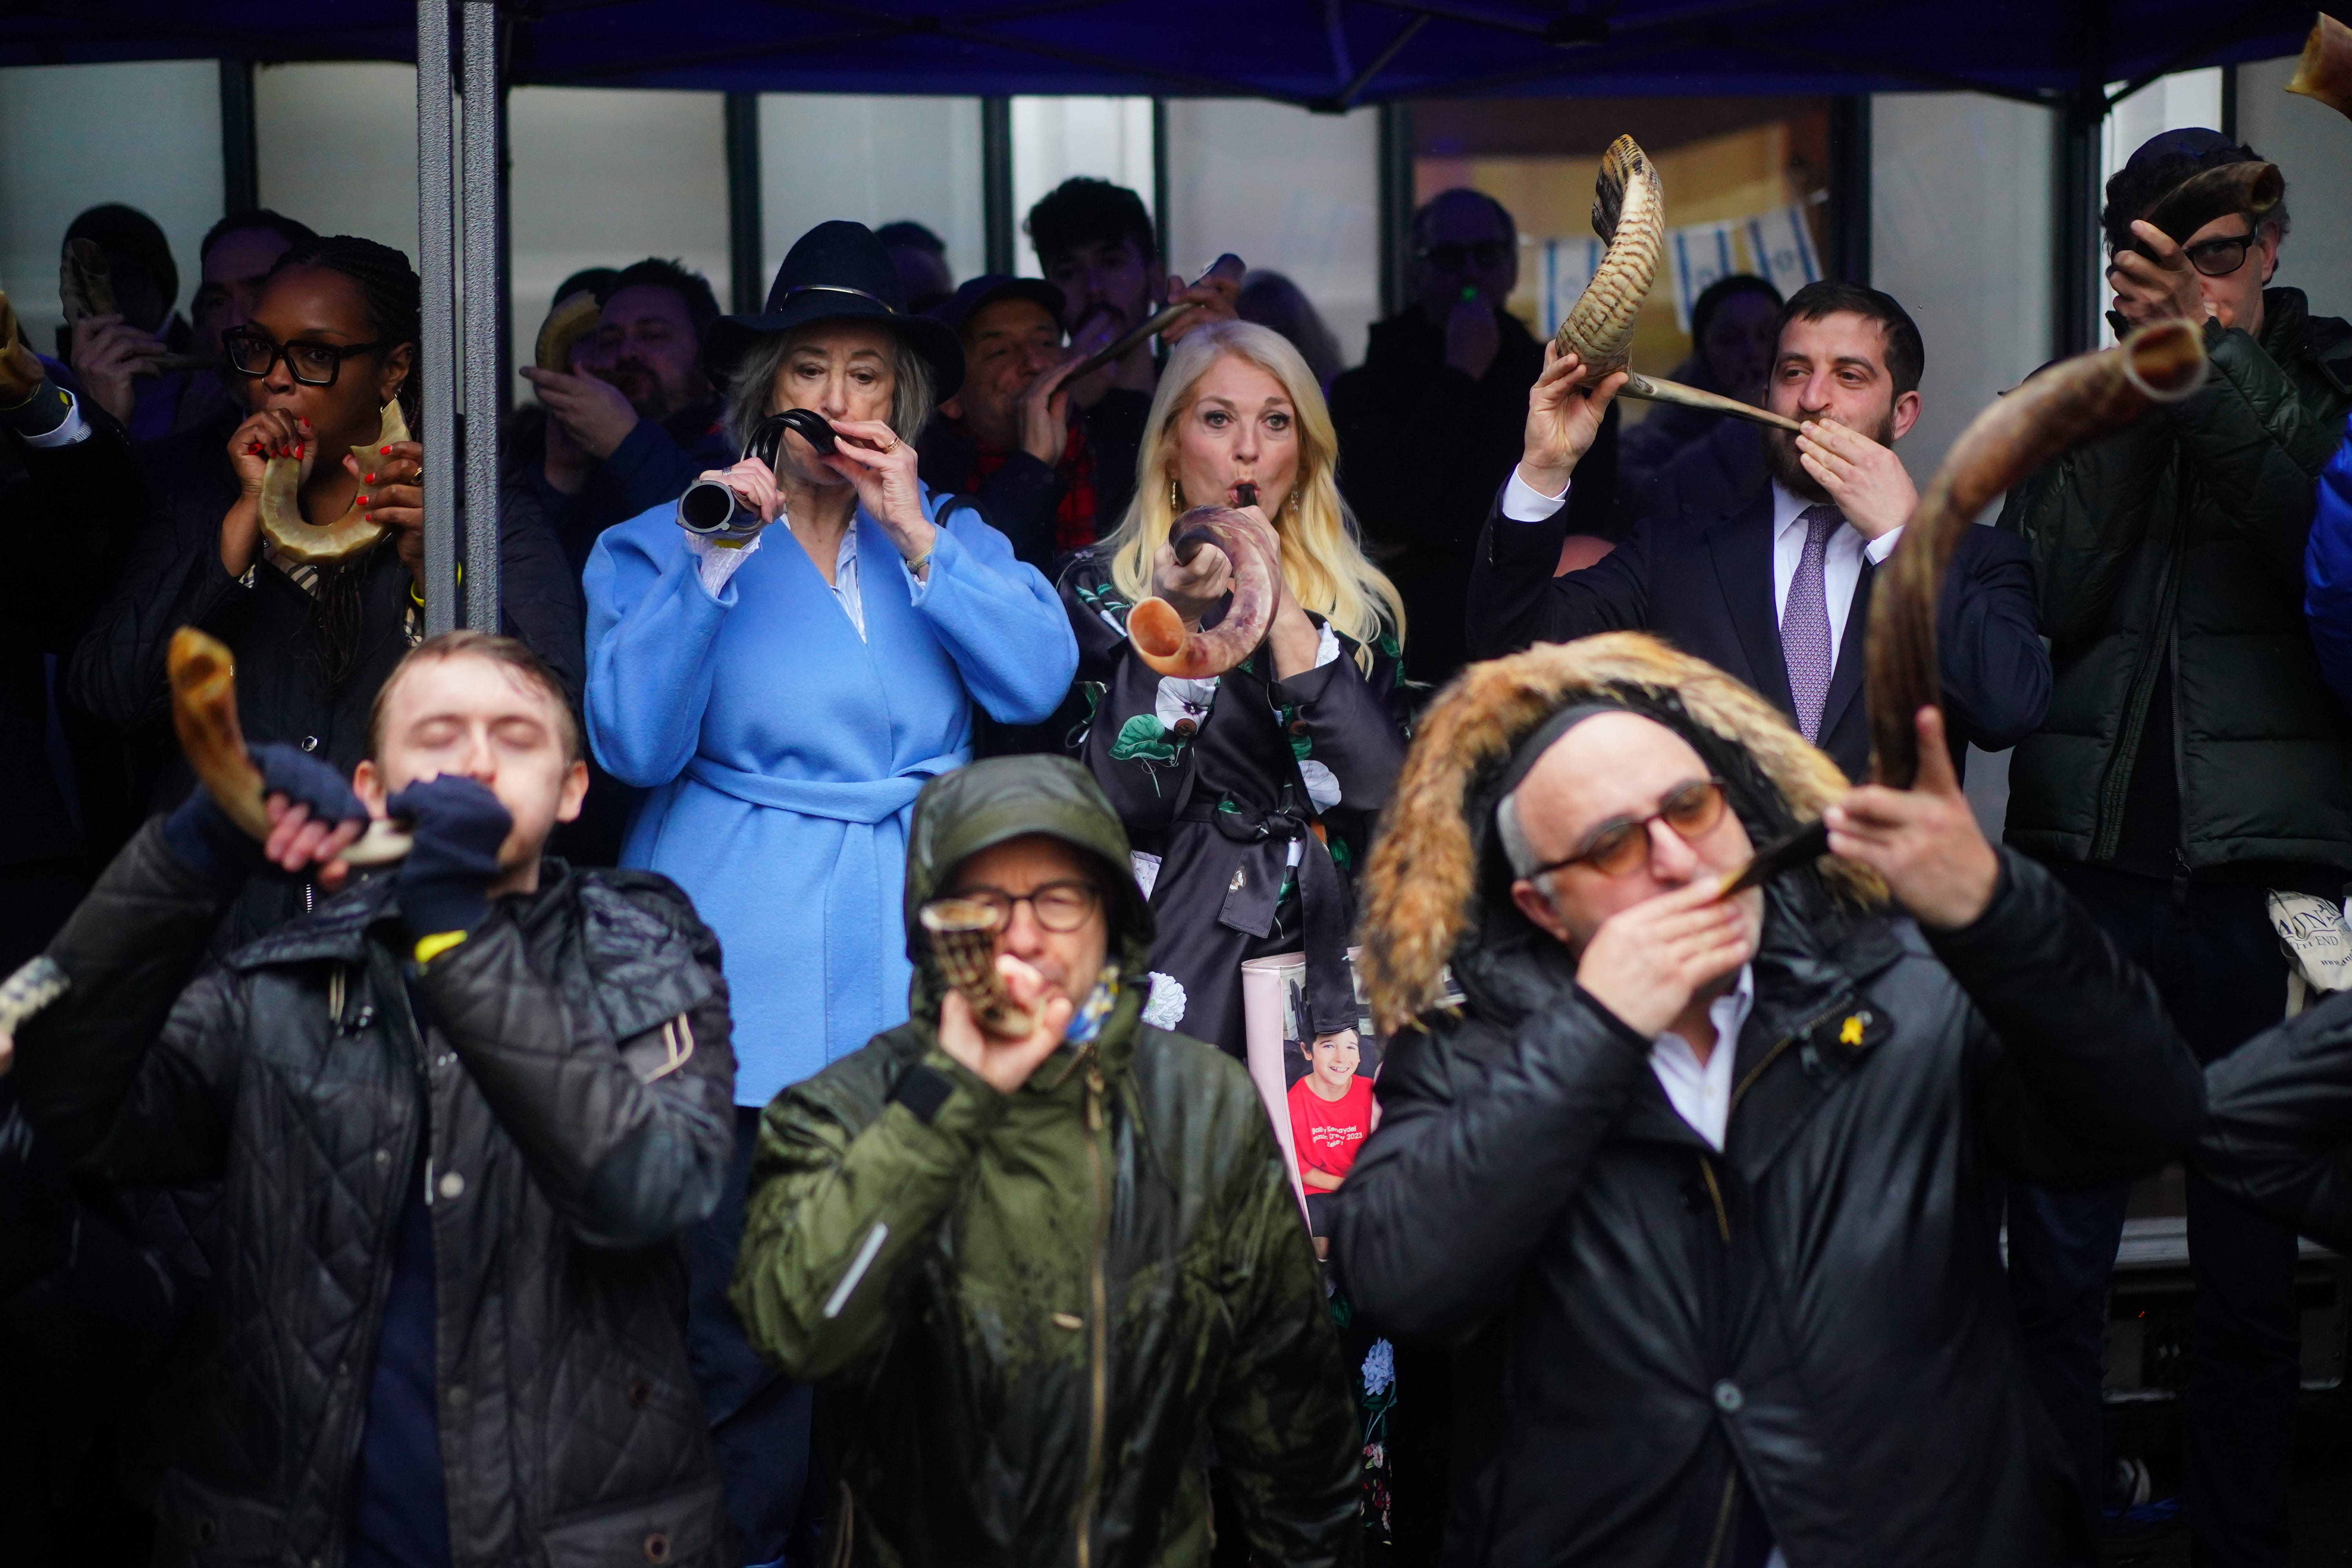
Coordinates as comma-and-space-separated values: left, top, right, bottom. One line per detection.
9, 0, 2336, 625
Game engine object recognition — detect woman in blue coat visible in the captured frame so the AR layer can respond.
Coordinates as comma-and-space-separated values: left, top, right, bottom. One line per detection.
584, 219, 1076, 1558
586, 221, 1077, 1102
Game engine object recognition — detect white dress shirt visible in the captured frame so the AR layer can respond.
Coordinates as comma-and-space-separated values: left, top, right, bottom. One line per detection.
1506, 468, 1903, 675
1647, 964, 1755, 1151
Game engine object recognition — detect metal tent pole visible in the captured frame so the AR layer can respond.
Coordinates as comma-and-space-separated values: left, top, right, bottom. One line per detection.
417, 0, 461, 636
460, 0, 504, 633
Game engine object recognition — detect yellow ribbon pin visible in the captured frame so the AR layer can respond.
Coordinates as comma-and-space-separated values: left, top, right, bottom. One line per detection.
1839, 1014, 1865, 1047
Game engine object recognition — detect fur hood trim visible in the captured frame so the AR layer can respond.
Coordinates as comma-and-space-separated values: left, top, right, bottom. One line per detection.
1359, 633, 1884, 1033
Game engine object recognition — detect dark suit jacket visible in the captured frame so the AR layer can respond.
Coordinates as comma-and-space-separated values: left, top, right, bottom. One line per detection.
1465, 485, 2051, 780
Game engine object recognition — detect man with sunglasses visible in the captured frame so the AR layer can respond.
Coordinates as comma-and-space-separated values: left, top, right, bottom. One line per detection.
1332, 188, 1620, 686
1332, 635, 2205, 1567
1996, 128, 2352, 1566
730, 754, 1358, 1568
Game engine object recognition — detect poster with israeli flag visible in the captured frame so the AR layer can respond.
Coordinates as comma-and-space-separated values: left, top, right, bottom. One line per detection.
1537, 236, 1604, 338
1742, 205, 1822, 302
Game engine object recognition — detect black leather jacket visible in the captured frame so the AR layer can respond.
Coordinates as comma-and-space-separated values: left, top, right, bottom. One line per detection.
1332, 853, 2204, 1568
13, 824, 737, 1567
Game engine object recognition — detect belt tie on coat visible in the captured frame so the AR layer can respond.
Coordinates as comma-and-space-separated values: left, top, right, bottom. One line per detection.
686, 750, 967, 1057
1180, 789, 1358, 1038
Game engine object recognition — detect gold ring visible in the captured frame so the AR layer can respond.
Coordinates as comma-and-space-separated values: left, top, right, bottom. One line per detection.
883, 436, 899, 453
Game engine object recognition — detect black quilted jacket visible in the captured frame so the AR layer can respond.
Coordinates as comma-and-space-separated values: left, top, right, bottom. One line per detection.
12, 822, 737, 1568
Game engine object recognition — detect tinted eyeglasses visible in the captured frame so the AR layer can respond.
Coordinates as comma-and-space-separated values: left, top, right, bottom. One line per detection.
222, 328, 385, 387
1416, 240, 1512, 272
2180, 234, 2258, 277
1525, 779, 1730, 880
937, 880, 1102, 933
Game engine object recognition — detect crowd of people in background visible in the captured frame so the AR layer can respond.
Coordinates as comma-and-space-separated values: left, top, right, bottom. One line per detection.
4, 117, 2352, 1568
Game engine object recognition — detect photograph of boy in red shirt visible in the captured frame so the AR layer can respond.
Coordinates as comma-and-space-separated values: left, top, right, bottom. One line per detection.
1288, 1028, 1377, 1191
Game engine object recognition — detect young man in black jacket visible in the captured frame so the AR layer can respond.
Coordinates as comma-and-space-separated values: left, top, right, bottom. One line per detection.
1998, 130, 2352, 1565
10, 631, 736, 1568
1332, 633, 2203, 1566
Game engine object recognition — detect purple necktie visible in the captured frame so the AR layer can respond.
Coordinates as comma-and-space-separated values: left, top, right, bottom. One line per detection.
1782, 504, 1842, 742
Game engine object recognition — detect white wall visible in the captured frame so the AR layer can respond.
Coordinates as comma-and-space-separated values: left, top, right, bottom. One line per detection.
0, 61, 224, 352
510, 86, 729, 396
1009, 96, 1155, 276
1870, 92, 2057, 489
1163, 100, 1381, 367
757, 94, 985, 289
2236, 55, 2352, 320
255, 64, 420, 259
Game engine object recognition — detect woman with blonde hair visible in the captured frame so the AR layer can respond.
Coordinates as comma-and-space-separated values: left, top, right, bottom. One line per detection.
1060, 318, 1407, 1056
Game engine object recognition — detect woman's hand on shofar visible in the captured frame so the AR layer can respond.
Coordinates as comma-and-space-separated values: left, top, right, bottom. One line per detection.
821, 419, 938, 568
348, 439, 424, 574
228, 408, 315, 498
699, 457, 782, 525
1151, 535, 1234, 628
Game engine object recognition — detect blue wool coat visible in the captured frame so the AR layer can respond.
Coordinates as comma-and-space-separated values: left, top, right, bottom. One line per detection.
584, 490, 1078, 1105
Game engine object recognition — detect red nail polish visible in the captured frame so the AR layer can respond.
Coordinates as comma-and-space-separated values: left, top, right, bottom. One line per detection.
366, 472, 376, 483
357, 495, 369, 505
381, 445, 392, 455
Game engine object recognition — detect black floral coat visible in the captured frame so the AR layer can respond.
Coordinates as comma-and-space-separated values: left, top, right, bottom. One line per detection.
1058, 551, 1407, 1055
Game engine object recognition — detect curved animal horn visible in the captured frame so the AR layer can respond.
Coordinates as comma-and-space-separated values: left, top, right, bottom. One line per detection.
2142, 161, 2284, 247
1555, 135, 1664, 382
1126, 506, 1281, 679
167, 627, 412, 867
2289, 12, 2352, 118
1863, 320, 2208, 787
257, 401, 408, 567
920, 899, 1035, 1038
535, 290, 603, 373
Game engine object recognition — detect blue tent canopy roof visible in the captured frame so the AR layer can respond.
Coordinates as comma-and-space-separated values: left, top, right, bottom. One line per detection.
8, 0, 2335, 106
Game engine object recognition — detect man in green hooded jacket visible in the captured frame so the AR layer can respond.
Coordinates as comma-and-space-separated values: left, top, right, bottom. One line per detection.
731, 754, 1360, 1568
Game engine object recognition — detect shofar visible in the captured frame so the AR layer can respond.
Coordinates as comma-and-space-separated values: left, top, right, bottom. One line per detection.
1125, 505, 1282, 679
257, 400, 409, 566
2289, 12, 2352, 118
168, 627, 412, 866
1555, 135, 1801, 434
920, 899, 1035, 1037
1719, 321, 2209, 898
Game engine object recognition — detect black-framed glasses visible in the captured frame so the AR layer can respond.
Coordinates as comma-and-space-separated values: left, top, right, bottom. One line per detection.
222, 328, 385, 386
936, 880, 1102, 934
1526, 779, 1730, 880
1415, 240, 1512, 271
2181, 234, 2257, 277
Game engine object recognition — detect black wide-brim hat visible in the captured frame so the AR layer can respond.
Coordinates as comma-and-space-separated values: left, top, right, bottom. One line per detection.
702, 219, 966, 406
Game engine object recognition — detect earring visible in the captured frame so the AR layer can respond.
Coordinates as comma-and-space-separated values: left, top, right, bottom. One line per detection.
1168, 475, 1183, 512
1287, 486, 1301, 515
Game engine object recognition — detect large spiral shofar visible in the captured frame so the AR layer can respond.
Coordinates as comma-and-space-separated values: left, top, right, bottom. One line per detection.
1718, 321, 2210, 897
168, 628, 412, 867
1126, 505, 1281, 679
920, 899, 1035, 1038
2289, 12, 2352, 118
1555, 135, 1802, 436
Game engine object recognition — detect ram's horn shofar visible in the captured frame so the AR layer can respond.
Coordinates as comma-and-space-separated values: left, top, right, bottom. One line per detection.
1553, 135, 1802, 434
167, 627, 412, 867
256, 401, 408, 567
2141, 161, 2284, 249
1717, 319, 2209, 900
920, 899, 1035, 1038
2288, 12, 2352, 118
1126, 505, 1281, 679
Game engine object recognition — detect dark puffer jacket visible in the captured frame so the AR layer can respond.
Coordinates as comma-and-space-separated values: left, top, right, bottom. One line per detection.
731, 755, 1361, 1568
1999, 289, 2352, 871
1330, 635, 2206, 1568
12, 824, 737, 1567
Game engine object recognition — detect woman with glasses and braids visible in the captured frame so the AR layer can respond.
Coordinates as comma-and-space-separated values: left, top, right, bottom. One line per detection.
66, 235, 583, 952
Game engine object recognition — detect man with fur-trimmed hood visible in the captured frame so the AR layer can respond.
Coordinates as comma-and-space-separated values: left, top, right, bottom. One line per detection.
1331, 633, 2204, 1566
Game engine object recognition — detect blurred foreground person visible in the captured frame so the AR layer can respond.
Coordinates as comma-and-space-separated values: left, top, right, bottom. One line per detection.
1999, 128, 2352, 1563
732, 755, 1359, 1568
11, 632, 737, 1568
1332, 635, 2203, 1566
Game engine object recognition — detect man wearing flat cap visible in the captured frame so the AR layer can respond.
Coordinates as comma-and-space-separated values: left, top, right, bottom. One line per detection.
1331, 632, 2204, 1566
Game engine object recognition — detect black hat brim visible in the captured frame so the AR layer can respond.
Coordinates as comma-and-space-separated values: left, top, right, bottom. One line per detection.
703, 292, 966, 410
